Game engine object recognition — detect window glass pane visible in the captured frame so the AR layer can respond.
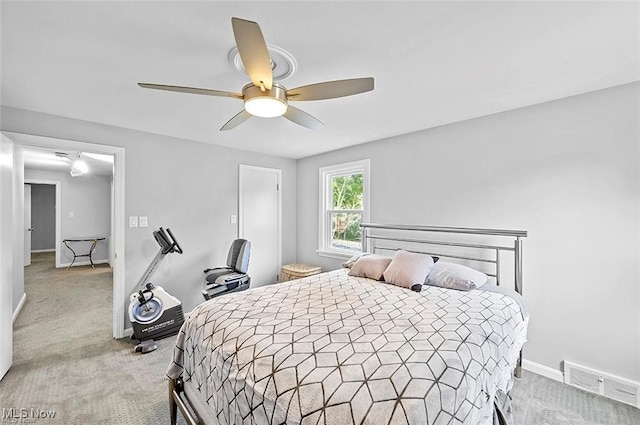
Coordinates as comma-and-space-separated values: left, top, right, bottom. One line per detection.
331, 173, 363, 209
331, 212, 362, 251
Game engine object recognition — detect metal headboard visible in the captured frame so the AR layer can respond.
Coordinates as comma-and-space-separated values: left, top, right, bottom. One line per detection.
361, 223, 527, 295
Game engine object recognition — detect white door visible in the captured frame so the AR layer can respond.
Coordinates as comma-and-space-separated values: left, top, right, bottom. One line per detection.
239, 165, 281, 287
24, 184, 31, 266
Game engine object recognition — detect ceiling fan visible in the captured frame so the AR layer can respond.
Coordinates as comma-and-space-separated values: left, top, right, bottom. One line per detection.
138, 17, 374, 131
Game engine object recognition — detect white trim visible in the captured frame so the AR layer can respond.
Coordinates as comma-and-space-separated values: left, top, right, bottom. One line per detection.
24, 183, 31, 266
239, 164, 282, 283
318, 159, 370, 255
1, 134, 15, 380
59, 259, 110, 268
12, 293, 26, 324
24, 178, 61, 267
4, 131, 126, 340
316, 249, 353, 260
30, 249, 55, 253
522, 359, 564, 382
112, 149, 125, 338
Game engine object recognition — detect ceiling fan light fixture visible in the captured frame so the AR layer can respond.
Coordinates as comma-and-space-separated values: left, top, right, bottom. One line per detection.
139, 18, 374, 130
243, 83, 288, 118
245, 97, 287, 117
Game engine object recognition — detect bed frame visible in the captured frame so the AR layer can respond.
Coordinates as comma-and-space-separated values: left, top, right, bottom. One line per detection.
361, 223, 526, 294
361, 223, 527, 378
169, 223, 528, 425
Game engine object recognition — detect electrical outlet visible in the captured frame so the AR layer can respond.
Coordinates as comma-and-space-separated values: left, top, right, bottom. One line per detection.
129, 216, 138, 228
69, 211, 74, 218
139, 216, 148, 227
230, 215, 237, 224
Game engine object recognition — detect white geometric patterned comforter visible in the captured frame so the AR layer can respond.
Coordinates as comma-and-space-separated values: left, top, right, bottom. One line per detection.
167, 268, 528, 425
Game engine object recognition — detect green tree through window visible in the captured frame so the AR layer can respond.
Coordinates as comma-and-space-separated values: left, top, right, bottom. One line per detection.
319, 159, 369, 256
331, 173, 363, 249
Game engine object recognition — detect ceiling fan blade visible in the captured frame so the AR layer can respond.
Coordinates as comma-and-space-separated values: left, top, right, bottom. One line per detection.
283, 106, 324, 130
231, 17, 273, 90
287, 77, 374, 101
220, 110, 252, 131
138, 83, 242, 99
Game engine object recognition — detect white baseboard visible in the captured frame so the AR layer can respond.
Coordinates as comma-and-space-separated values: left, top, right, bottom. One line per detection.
59, 259, 109, 268
31, 249, 55, 253
12, 293, 26, 324
522, 359, 564, 382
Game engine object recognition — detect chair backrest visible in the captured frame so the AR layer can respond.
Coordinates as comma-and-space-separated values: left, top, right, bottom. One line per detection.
227, 239, 251, 273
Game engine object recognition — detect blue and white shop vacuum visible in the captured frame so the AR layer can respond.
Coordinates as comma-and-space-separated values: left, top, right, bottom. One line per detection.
128, 227, 184, 354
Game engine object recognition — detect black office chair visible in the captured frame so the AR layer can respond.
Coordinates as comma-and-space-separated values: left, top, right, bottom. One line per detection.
202, 239, 251, 300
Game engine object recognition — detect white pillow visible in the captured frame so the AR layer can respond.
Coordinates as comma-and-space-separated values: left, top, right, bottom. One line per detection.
348, 254, 392, 281
424, 261, 488, 291
383, 250, 434, 291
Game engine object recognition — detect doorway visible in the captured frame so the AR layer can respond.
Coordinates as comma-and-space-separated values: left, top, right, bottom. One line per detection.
5, 131, 126, 339
24, 180, 61, 268
24, 184, 32, 266
239, 165, 281, 287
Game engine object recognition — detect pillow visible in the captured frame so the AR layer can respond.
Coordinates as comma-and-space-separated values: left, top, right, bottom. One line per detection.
342, 252, 370, 269
348, 254, 392, 280
424, 261, 488, 291
383, 250, 434, 292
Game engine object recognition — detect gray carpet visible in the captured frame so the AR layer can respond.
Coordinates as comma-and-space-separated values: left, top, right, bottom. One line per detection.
1, 252, 638, 424
1, 252, 187, 425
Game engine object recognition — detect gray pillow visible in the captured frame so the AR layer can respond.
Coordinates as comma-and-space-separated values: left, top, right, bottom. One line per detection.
424, 261, 488, 291
383, 250, 434, 292
348, 254, 392, 281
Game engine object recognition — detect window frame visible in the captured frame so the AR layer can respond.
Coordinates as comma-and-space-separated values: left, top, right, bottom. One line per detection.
317, 159, 370, 259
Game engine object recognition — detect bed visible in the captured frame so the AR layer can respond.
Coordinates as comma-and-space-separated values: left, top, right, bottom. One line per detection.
167, 224, 529, 425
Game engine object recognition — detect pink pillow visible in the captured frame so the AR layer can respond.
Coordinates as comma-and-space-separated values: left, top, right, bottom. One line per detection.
348, 254, 392, 280
383, 250, 434, 291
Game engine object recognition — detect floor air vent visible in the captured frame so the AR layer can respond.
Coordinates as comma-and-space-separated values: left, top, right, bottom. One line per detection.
564, 361, 639, 408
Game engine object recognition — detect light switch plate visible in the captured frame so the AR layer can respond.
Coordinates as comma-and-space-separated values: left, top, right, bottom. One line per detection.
139, 216, 148, 227
129, 216, 138, 227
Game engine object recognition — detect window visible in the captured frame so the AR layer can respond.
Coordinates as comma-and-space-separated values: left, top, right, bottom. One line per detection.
318, 159, 370, 258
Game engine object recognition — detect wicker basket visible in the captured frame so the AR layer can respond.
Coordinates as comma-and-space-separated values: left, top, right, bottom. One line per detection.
280, 263, 322, 282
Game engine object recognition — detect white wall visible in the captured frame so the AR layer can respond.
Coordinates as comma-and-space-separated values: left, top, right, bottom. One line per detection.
0, 135, 15, 379
296, 83, 640, 383
25, 169, 111, 264
1, 106, 297, 325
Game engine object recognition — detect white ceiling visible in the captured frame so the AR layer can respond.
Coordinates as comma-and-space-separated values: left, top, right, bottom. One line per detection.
22, 144, 114, 176
2, 1, 638, 159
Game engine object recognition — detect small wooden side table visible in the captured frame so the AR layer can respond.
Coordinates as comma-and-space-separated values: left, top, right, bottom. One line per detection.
280, 263, 322, 282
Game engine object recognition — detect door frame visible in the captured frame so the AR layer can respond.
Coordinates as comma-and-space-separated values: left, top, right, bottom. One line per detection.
1, 135, 15, 380
238, 164, 282, 282
24, 179, 62, 267
24, 183, 31, 266
4, 131, 126, 339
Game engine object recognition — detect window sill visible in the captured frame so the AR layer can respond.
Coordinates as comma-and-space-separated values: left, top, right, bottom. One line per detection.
316, 249, 357, 260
